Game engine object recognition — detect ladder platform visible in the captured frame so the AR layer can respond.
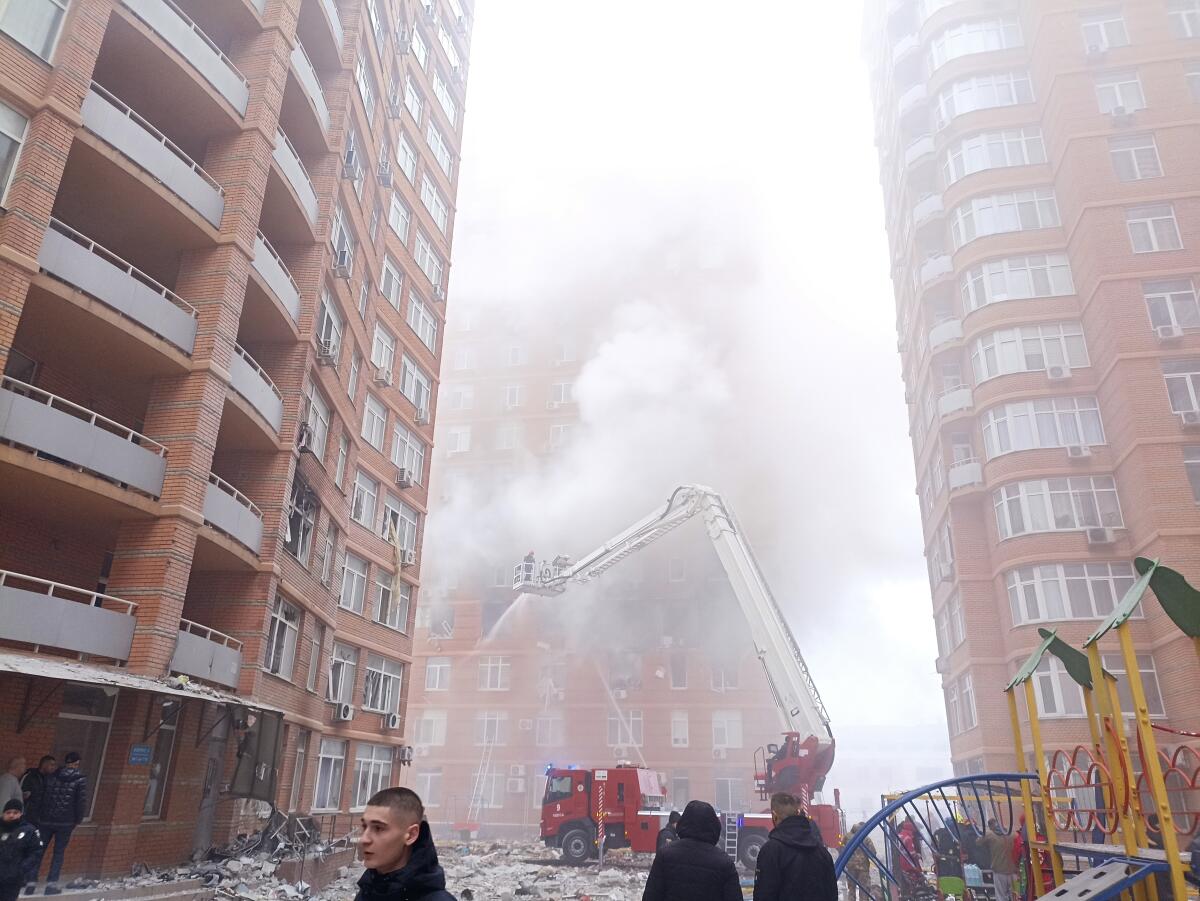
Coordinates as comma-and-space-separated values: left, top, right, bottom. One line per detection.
1037, 857, 1166, 901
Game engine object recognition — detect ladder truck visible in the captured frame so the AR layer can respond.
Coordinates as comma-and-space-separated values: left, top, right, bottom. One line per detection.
515, 485, 840, 866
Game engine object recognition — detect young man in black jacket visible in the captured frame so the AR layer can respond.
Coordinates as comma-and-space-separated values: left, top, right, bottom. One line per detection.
31, 753, 86, 895
655, 811, 681, 854
18, 758, 55, 829
753, 793, 837, 901
0, 801, 41, 901
355, 787, 455, 901
641, 800, 741, 901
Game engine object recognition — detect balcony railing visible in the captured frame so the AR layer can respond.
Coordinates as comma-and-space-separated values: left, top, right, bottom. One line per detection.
251, 232, 301, 323
897, 83, 926, 116
291, 42, 331, 132
319, 0, 344, 48
920, 254, 953, 286
948, 457, 983, 490
938, 384, 974, 417
121, 0, 249, 115
203, 472, 263, 554
273, 128, 319, 224
904, 134, 935, 169
171, 618, 243, 688
927, 317, 962, 352
82, 83, 225, 227
229, 344, 284, 432
0, 377, 168, 497
38, 218, 198, 354
0, 569, 137, 662
892, 33, 918, 65
913, 193, 944, 226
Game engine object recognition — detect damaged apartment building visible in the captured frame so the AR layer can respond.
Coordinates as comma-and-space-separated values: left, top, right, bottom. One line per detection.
0, 0, 470, 876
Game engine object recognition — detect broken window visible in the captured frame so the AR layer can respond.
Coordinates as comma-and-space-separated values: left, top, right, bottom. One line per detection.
608, 650, 642, 690
710, 662, 739, 692
328, 643, 359, 704
265, 596, 301, 680
307, 622, 325, 693
669, 652, 688, 689
375, 571, 410, 632
289, 729, 310, 811
363, 654, 403, 713
53, 685, 116, 819
142, 700, 180, 817
313, 738, 346, 810
283, 480, 318, 564
352, 743, 394, 809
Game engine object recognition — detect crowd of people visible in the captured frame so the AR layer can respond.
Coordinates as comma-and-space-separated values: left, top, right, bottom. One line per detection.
0, 753, 88, 900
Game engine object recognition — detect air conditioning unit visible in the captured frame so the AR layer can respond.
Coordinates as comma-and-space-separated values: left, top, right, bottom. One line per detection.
386, 94, 402, 119
333, 702, 355, 722
374, 366, 393, 386
1066, 445, 1092, 459
507, 778, 526, 794
712, 748, 727, 760
1181, 410, 1200, 427
510, 764, 526, 777
384, 712, 401, 730
417, 745, 431, 757
414, 408, 429, 425
613, 689, 627, 700
395, 469, 413, 488
333, 248, 353, 279
316, 339, 337, 363
402, 549, 418, 567
378, 160, 394, 187
519, 719, 534, 731
1046, 365, 1071, 381
1111, 106, 1135, 126
1086, 527, 1116, 546
1157, 324, 1183, 341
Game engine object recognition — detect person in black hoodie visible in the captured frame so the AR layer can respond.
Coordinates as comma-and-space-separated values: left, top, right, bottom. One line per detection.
18, 758, 55, 829
753, 792, 837, 901
641, 800, 741, 901
655, 811, 681, 854
355, 787, 455, 901
0, 801, 41, 901
31, 753, 86, 895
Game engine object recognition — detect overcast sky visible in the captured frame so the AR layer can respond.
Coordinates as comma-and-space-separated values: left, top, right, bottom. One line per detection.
439, 0, 953, 811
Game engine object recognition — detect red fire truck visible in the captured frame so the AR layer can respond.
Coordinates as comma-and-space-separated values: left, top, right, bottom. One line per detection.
520, 486, 842, 866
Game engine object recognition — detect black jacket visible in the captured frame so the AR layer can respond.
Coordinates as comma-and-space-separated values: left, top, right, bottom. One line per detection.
642, 801, 741, 901
0, 819, 41, 886
19, 770, 47, 824
753, 814, 837, 901
40, 767, 87, 827
355, 821, 456, 901
655, 825, 679, 854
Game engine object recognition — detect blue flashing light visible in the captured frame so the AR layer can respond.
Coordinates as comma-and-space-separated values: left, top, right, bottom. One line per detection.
737, 814, 745, 828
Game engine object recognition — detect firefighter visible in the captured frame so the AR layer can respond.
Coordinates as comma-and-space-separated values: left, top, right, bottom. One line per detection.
842, 823, 876, 901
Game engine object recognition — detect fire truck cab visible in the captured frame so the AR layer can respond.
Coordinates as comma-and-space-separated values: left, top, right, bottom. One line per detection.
540, 765, 668, 863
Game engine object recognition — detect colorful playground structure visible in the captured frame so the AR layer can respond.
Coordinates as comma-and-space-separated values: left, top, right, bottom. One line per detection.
834, 556, 1199, 901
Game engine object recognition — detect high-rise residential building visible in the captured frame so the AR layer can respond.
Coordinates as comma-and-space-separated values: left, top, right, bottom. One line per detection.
0, 0, 469, 876
403, 305, 785, 837
865, 0, 1200, 774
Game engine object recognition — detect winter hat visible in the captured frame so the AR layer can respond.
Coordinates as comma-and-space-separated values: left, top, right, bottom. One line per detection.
4, 799, 22, 813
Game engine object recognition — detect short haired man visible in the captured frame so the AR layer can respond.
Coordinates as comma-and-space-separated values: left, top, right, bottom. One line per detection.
0, 760, 24, 809
19, 758, 55, 828
753, 793, 837, 901
355, 788, 456, 901
33, 753, 87, 895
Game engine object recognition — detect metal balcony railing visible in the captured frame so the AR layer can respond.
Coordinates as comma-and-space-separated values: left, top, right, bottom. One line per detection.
230, 343, 284, 432
251, 231, 301, 323
0, 569, 138, 661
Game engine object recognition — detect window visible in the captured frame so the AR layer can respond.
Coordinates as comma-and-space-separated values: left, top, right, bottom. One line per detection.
348, 350, 361, 400
1081, 10, 1129, 50
391, 423, 426, 483
671, 775, 690, 811
946, 673, 977, 735
469, 768, 503, 808
307, 622, 325, 693
551, 382, 574, 404
0, 100, 27, 204
358, 278, 371, 319
549, 423, 571, 449
1095, 70, 1146, 113
411, 28, 428, 67
1109, 134, 1162, 181
362, 654, 403, 713
935, 70, 1034, 129
420, 176, 450, 233
303, 382, 331, 459
331, 201, 354, 254
371, 324, 396, 374
950, 188, 1060, 249
335, 435, 349, 488
960, 254, 1074, 312
141, 700, 178, 817
374, 571, 410, 631
414, 231, 444, 286
352, 470, 379, 527
479, 655, 511, 690
364, 0, 383, 42
710, 663, 739, 691
426, 123, 453, 176
388, 193, 411, 242
416, 711, 447, 746
671, 711, 689, 747
1145, 279, 1200, 332
1127, 204, 1183, 252
404, 75, 424, 122
317, 292, 345, 360
1101, 653, 1166, 716
400, 356, 432, 412
536, 714, 564, 747
289, 730, 310, 810
425, 656, 451, 691
352, 743, 393, 809
928, 518, 955, 588
1169, 0, 1200, 38
407, 293, 438, 349
928, 17, 1023, 70
397, 132, 417, 181
0, 0, 67, 61
981, 396, 1106, 459
1186, 447, 1200, 501
381, 498, 419, 550
432, 70, 458, 125
340, 552, 369, 613
265, 596, 301, 680
504, 384, 524, 408
935, 593, 965, 657
712, 710, 743, 748
354, 48, 378, 122
607, 710, 644, 747
1032, 658, 1085, 717
283, 479, 318, 563
495, 424, 518, 450
415, 769, 442, 807
362, 394, 388, 450
328, 643, 359, 704
381, 256, 404, 309
669, 652, 687, 689
942, 127, 1046, 186
1163, 359, 1200, 412
1006, 562, 1138, 624
313, 738, 347, 810
437, 21, 461, 67
474, 711, 508, 745
368, 201, 381, 242
52, 686, 115, 819
452, 346, 476, 370
1187, 61, 1200, 101
970, 321, 1089, 382
993, 476, 1124, 539
320, 521, 338, 586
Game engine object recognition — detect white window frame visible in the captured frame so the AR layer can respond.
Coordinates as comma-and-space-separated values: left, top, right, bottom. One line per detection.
1006, 561, 1139, 625
414, 231, 444, 286
1169, 0, 1200, 38
361, 393, 388, 450
351, 469, 379, 527
432, 69, 458, 125
960, 253, 1074, 313
351, 743, 393, 810
328, 643, 359, 705
390, 422, 426, 484
381, 255, 404, 309
0, 100, 29, 205
313, 737, 347, 811
970, 321, 1089, 383
1095, 69, 1146, 113
928, 17, 1023, 71
1101, 653, 1167, 716
1145, 278, 1200, 333
388, 193, 411, 243
425, 656, 451, 691
396, 131, 417, 181
354, 47, 378, 122
981, 396, 1106, 459
416, 711, 447, 746
317, 292, 345, 360
265, 595, 301, 680
1162, 359, 1200, 413
942, 126, 1046, 186
362, 654, 404, 714
474, 711, 507, 746
374, 573, 411, 632
1081, 10, 1130, 51
407, 292, 438, 349
950, 188, 1060, 250
404, 75, 424, 122
711, 710, 743, 749
371, 323, 397, 374
1033, 658, 1086, 718
478, 655, 511, 691
1126, 204, 1183, 253
1109, 134, 1163, 181
670, 711, 689, 748
993, 476, 1124, 539
340, 551, 369, 614
303, 381, 331, 459
415, 769, 442, 807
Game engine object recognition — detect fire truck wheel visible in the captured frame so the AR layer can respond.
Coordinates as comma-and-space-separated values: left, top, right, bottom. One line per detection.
560, 827, 594, 865
738, 832, 767, 868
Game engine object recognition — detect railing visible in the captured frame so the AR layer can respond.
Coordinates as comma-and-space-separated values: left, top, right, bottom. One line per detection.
233, 344, 283, 403
2, 376, 166, 456
319, 0, 344, 47
252, 231, 301, 323
920, 253, 953, 285
904, 134, 934, 168
0, 569, 138, 615
208, 472, 263, 520
178, 617, 243, 651
273, 128, 319, 223
230, 343, 284, 432
0, 569, 140, 661
948, 457, 983, 489
290, 42, 331, 131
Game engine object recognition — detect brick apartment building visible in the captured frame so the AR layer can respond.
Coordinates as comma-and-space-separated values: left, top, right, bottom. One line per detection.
865, 0, 1200, 775
401, 305, 789, 838
0, 0, 469, 877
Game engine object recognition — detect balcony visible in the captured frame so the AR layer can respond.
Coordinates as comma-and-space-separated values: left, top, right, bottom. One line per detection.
938, 385, 974, 417
0, 377, 167, 497
229, 344, 283, 433
203, 473, 263, 555
892, 34, 918, 65
0, 570, 137, 662
904, 135, 935, 169
251, 232, 301, 324
927, 317, 963, 352
170, 619, 243, 688
291, 42, 331, 132
948, 458, 983, 490
38, 219, 198, 354
318, 0, 343, 48
81, 83, 225, 228
272, 128, 319, 225
897, 83, 927, 117
913, 193, 944, 227
920, 254, 953, 286
121, 0, 249, 115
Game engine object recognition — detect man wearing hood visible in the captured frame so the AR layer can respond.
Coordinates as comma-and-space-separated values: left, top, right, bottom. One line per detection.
31, 753, 87, 895
753, 792, 836, 901
641, 800, 741, 901
0, 801, 41, 901
355, 787, 455, 901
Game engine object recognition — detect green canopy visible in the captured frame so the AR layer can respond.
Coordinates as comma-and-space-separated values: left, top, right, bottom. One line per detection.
1136, 556, 1200, 638
1085, 559, 1158, 647
1006, 630, 1059, 691
1037, 628, 1107, 689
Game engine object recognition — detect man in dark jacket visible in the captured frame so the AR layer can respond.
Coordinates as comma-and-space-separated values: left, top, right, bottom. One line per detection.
355, 787, 455, 901
753, 792, 837, 901
655, 811, 681, 854
31, 753, 87, 895
0, 801, 41, 901
642, 800, 741, 901
18, 758, 55, 828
